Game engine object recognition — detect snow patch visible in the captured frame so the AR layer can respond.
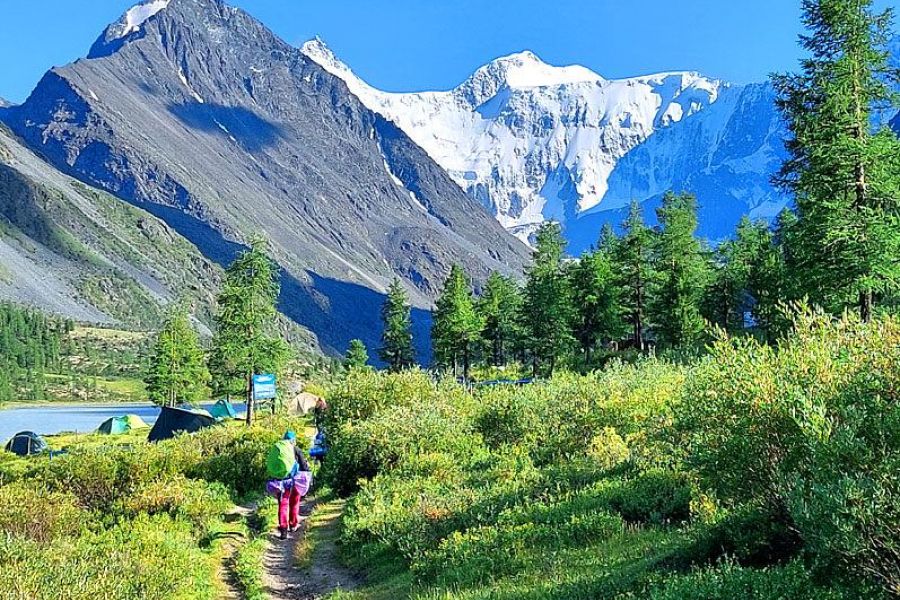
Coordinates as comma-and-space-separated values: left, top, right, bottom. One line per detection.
178, 68, 204, 103
116, 0, 170, 39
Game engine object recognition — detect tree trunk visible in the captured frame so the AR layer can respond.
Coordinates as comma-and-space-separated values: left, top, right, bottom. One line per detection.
463, 343, 470, 381
245, 372, 254, 426
860, 289, 873, 323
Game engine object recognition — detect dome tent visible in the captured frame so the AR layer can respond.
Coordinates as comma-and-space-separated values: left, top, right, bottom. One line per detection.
4, 431, 49, 456
148, 406, 217, 442
209, 399, 238, 421
97, 414, 150, 435
123, 414, 150, 430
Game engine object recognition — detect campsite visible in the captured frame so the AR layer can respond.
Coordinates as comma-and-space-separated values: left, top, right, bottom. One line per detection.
1, 0, 899, 598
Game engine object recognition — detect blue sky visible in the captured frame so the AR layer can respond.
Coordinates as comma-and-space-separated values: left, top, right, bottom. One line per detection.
0, 0, 896, 103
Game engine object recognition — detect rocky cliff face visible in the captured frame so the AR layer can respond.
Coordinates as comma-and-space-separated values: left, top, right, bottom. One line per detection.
0, 123, 228, 335
3, 0, 529, 358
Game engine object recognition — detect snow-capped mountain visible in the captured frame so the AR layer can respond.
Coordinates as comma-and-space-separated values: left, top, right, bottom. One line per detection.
2, 0, 529, 359
302, 39, 788, 249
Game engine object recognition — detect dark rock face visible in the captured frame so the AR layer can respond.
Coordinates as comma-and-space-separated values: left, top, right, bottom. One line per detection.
3, 0, 529, 359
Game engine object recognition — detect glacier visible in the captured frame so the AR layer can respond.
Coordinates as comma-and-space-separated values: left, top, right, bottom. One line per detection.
301, 39, 789, 251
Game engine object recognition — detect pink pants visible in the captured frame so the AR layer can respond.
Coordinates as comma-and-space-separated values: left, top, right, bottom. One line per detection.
278, 484, 303, 530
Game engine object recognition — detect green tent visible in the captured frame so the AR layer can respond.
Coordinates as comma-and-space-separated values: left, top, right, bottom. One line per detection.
123, 414, 150, 430
209, 399, 238, 421
97, 416, 130, 435
97, 414, 150, 435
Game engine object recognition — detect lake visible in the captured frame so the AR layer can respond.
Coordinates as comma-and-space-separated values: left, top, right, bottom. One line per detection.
0, 402, 246, 443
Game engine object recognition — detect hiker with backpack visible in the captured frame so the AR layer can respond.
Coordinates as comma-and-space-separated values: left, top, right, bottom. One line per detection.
266, 430, 312, 540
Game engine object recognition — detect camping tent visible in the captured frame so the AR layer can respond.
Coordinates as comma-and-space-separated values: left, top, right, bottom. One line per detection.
97, 414, 150, 435
148, 406, 217, 442
284, 392, 324, 415
97, 416, 130, 435
4, 431, 49, 456
123, 414, 150, 430
209, 399, 238, 421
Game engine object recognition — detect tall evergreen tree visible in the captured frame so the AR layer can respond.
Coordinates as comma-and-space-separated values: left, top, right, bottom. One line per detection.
650, 192, 710, 350
614, 202, 655, 351
521, 222, 574, 376
477, 272, 523, 367
432, 265, 483, 378
570, 244, 625, 365
773, 0, 900, 320
344, 339, 370, 371
145, 306, 209, 407
379, 279, 415, 372
209, 238, 290, 424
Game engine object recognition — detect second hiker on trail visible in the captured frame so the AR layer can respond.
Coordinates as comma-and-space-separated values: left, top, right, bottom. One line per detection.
266, 430, 312, 540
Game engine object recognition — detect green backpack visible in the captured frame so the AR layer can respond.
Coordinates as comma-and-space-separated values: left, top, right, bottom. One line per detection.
266, 440, 296, 479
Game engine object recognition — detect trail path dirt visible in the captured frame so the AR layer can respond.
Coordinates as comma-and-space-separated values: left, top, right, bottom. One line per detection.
261, 497, 362, 600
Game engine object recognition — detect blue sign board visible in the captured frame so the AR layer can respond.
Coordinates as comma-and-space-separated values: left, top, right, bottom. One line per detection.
252, 374, 277, 401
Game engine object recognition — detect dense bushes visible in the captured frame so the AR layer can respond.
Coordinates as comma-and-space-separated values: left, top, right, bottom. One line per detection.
0, 415, 309, 600
677, 313, 900, 594
325, 315, 897, 599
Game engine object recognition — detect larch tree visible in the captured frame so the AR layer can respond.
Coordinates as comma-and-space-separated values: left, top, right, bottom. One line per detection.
521, 222, 574, 376
209, 237, 290, 425
570, 241, 625, 365
145, 305, 209, 408
432, 265, 483, 378
773, 0, 900, 321
614, 201, 655, 351
379, 279, 416, 372
477, 271, 523, 367
650, 192, 710, 350
344, 339, 370, 371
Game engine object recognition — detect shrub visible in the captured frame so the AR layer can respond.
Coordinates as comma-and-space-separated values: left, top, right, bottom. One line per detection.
605, 470, 694, 525
677, 312, 900, 593
0, 482, 86, 542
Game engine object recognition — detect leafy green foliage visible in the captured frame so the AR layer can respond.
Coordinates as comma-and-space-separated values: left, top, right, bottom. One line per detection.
773, 0, 900, 320
432, 265, 483, 377
521, 222, 574, 376
209, 237, 290, 421
144, 306, 209, 407
344, 339, 371, 371
379, 279, 416, 372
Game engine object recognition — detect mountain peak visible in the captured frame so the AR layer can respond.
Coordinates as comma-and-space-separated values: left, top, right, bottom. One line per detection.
88, 0, 174, 58
475, 50, 604, 90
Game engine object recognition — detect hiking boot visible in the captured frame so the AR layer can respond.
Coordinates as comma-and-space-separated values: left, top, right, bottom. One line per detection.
278, 528, 288, 540
289, 524, 300, 532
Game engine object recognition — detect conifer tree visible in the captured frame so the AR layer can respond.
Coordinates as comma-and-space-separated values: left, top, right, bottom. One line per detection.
521, 222, 574, 376
650, 192, 710, 350
773, 0, 900, 320
432, 265, 483, 378
379, 279, 415, 372
145, 306, 209, 408
614, 202, 655, 351
570, 243, 625, 365
344, 339, 370, 371
209, 238, 290, 424
477, 272, 522, 367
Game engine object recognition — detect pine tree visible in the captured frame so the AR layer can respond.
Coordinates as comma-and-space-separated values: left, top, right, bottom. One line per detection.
614, 202, 655, 351
477, 272, 522, 367
650, 192, 710, 350
431, 265, 483, 378
145, 306, 209, 408
209, 238, 290, 424
379, 279, 415, 372
344, 339, 370, 371
773, 0, 900, 320
521, 222, 574, 376
570, 243, 625, 365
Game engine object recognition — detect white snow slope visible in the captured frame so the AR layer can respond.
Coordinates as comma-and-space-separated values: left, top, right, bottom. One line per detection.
302, 39, 783, 245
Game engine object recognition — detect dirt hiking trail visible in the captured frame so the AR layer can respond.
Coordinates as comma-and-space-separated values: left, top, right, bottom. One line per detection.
261, 497, 363, 600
